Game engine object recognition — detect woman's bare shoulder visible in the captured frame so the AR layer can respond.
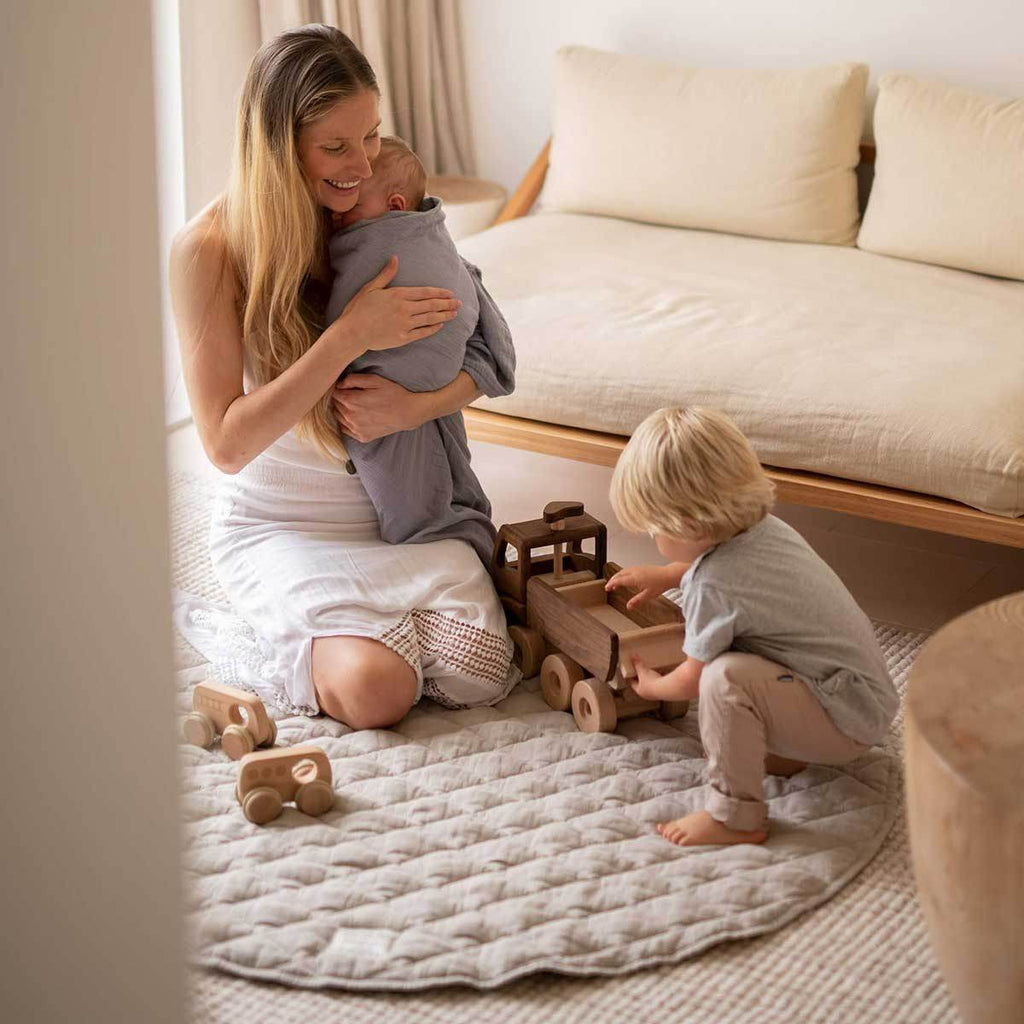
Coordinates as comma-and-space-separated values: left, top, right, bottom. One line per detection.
171, 197, 233, 286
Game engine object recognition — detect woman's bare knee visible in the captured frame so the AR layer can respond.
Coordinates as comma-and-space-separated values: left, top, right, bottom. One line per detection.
312, 636, 417, 729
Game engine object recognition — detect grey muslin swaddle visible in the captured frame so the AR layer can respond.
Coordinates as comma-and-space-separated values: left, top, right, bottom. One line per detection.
325, 197, 515, 563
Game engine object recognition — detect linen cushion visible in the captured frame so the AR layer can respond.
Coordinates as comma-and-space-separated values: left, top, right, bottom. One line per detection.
543, 46, 868, 245
461, 212, 1024, 517
858, 74, 1024, 281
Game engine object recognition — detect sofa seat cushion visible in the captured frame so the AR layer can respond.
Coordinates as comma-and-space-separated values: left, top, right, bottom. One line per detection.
460, 212, 1024, 517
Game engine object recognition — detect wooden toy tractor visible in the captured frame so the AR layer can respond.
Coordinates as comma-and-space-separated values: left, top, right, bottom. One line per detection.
491, 501, 690, 733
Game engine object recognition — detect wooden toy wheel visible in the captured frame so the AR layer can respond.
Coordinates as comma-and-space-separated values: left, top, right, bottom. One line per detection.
572, 678, 618, 733
221, 723, 256, 760
296, 779, 334, 817
540, 653, 584, 711
658, 700, 691, 721
181, 712, 215, 748
508, 625, 547, 678
260, 718, 278, 748
241, 786, 283, 825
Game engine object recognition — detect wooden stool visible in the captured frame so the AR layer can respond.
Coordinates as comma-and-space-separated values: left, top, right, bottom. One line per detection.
905, 593, 1024, 1023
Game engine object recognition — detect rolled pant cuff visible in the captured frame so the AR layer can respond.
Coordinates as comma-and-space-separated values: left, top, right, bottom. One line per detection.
706, 788, 768, 832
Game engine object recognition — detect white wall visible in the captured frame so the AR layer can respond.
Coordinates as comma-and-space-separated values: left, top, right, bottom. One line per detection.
1, 3, 185, 1021
461, 0, 1024, 193
179, 0, 263, 217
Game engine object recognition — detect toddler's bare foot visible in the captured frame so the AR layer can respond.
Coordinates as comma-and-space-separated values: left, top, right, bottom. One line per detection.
764, 754, 807, 777
657, 810, 767, 847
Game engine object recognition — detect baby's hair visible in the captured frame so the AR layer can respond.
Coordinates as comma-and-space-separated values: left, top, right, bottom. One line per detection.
610, 406, 776, 543
373, 135, 427, 210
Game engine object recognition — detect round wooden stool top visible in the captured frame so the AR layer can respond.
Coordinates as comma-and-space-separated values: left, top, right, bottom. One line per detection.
908, 592, 1024, 806
905, 592, 1024, 1024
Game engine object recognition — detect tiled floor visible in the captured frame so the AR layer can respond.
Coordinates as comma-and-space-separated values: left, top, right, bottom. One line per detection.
168, 423, 1024, 634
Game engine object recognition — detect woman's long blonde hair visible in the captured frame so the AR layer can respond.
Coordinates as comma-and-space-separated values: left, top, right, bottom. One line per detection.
223, 24, 378, 459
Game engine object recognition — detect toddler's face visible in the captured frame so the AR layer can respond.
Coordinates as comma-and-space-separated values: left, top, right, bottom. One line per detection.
654, 531, 716, 562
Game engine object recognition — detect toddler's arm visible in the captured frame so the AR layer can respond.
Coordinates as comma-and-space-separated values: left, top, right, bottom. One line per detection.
631, 654, 704, 701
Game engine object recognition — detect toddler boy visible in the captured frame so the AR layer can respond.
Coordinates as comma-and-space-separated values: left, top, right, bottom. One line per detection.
607, 406, 897, 846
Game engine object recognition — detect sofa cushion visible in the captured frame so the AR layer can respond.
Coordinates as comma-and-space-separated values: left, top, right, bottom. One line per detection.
858, 74, 1024, 281
461, 212, 1024, 517
543, 46, 867, 246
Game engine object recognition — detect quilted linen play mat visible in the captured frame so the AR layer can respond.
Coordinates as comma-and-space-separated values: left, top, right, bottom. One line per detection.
171, 471, 905, 992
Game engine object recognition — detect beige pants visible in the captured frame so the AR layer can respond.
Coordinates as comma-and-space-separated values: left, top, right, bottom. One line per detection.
698, 652, 870, 831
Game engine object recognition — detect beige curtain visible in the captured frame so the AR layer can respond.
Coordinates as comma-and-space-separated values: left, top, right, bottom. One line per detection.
258, 0, 475, 176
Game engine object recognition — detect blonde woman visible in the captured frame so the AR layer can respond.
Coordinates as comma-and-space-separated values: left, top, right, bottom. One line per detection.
606, 407, 896, 847
170, 26, 515, 728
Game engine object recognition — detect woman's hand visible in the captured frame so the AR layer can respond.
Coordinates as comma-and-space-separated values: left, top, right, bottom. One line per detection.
337, 255, 460, 352
332, 374, 429, 443
605, 563, 678, 609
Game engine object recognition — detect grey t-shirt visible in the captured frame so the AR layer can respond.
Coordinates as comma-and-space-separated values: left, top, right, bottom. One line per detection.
678, 514, 898, 745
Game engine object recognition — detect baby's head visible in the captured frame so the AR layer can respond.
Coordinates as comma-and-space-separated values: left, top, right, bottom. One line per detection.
337, 135, 426, 228
610, 406, 776, 559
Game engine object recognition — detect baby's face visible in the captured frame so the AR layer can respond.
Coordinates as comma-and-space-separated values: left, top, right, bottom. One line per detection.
336, 172, 411, 229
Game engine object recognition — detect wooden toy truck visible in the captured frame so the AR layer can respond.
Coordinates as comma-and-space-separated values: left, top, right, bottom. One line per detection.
236, 746, 334, 824
491, 501, 690, 732
181, 681, 277, 760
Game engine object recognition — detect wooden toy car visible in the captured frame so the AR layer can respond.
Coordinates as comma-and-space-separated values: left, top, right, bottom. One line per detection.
491, 502, 689, 733
180, 681, 277, 760
236, 746, 334, 824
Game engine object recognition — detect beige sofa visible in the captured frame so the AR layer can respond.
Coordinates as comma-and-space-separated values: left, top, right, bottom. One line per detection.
459, 49, 1024, 548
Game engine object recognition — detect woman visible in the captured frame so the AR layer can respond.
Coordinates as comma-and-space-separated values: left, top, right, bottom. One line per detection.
170, 25, 515, 728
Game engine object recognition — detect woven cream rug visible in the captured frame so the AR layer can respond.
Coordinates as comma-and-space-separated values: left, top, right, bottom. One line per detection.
171, 470, 958, 1022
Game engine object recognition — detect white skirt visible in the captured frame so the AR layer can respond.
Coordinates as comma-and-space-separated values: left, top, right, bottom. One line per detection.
198, 432, 515, 716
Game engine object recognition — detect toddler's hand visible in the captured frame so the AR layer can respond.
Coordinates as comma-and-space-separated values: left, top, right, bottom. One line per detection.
630, 655, 663, 699
605, 564, 672, 609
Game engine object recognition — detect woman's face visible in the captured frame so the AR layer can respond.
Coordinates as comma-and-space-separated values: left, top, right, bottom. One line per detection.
297, 90, 382, 214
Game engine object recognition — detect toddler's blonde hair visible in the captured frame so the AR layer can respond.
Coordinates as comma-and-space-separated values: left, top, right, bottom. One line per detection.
611, 406, 776, 543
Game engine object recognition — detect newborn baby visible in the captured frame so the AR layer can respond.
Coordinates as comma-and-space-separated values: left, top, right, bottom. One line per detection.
325, 137, 503, 564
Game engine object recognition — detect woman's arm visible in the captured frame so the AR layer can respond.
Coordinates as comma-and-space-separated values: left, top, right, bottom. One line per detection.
170, 220, 360, 473
332, 369, 481, 442
332, 263, 515, 442
171, 216, 458, 473
420, 369, 482, 419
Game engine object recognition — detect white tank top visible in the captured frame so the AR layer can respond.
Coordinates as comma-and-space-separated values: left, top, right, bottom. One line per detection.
260, 427, 353, 475
242, 373, 353, 475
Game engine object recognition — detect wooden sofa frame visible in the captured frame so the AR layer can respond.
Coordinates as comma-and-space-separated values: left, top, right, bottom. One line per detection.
464, 140, 1024, 549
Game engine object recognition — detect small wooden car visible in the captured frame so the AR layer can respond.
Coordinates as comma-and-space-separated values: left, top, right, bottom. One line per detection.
491, 502, 689, 733
236, 746, 334, 824
180, 681, 277, 760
